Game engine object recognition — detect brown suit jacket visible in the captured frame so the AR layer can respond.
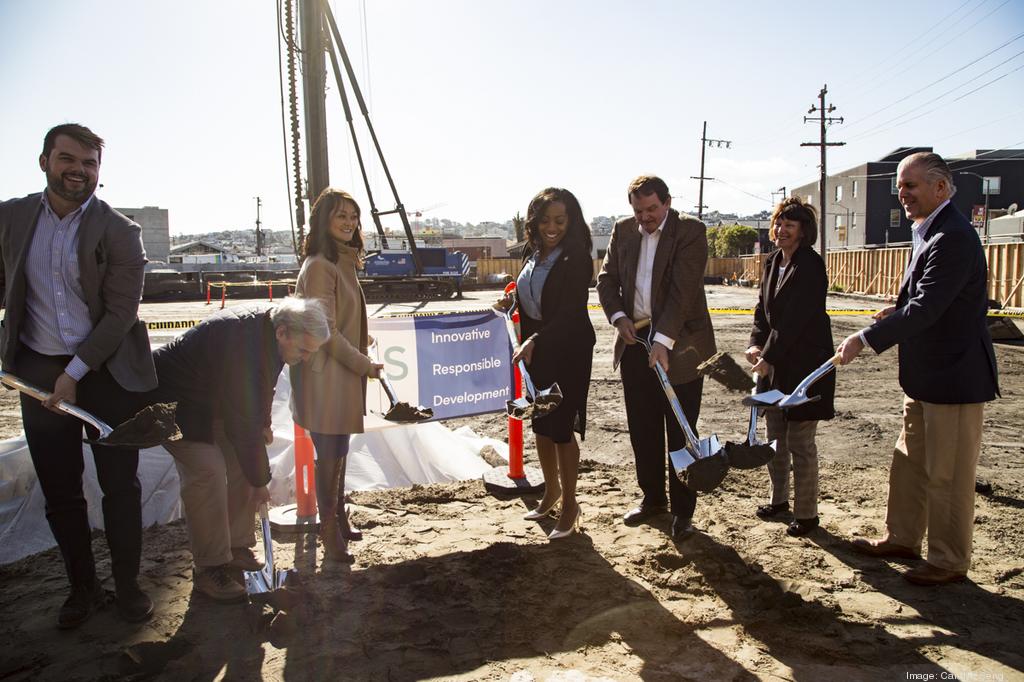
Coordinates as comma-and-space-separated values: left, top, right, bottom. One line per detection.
0, 192, 156, 392
596, 209, 715, 384
290, 251, 371, 434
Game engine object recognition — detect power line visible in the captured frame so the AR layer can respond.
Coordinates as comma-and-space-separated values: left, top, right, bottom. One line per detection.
842, 0, 979, 93
837, 141, 1024, 179
709, 178, 771, 204
843, 31, 1024, 132
846, 0, 1011, 99
847, 49, 1024, 141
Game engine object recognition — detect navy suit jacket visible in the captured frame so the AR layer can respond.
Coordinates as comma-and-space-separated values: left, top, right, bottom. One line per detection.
863, 203, 998, 404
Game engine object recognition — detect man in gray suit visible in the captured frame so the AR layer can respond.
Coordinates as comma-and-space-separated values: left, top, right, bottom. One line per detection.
0, 123, 158, 627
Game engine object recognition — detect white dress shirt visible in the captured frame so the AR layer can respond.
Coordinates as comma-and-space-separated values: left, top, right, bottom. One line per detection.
859, 198, 950, 352
610, 212, 675, 349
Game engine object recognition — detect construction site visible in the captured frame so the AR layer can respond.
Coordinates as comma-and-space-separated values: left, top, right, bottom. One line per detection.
3, 0, 1024, 680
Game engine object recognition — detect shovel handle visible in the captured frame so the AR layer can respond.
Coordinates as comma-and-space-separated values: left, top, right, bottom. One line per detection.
378, 374, 400, 407
0, 370, 113, 438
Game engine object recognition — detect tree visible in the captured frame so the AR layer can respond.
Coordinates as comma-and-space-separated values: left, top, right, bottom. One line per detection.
512, 211, 526, 243
706, 227, 723, 258
717, 224, 759, 257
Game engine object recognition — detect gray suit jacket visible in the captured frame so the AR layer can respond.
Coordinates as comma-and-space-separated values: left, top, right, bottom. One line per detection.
596, 209, 716, 384
0, 192, 157, 392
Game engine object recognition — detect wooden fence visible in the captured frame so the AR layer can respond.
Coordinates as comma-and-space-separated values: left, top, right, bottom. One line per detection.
476, 242, 1024, 308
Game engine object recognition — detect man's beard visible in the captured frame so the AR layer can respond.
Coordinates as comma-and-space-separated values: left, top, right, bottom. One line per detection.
45, 167, 96, 203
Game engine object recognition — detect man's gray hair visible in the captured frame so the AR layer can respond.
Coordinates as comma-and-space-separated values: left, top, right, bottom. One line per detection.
898, 152, 958, 198
269, 296, 331, 342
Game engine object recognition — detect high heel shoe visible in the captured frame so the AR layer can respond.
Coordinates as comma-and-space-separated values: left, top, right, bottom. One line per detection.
523, 498, 561, 520
548, 506, 582, 540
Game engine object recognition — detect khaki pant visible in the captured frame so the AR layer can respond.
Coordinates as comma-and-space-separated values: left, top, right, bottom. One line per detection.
765, 411, 820, 519
164, 421, 257, 568
885, 396, 984, 573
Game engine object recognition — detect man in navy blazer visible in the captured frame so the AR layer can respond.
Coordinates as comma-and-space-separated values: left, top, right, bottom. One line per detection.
837, 152, 999, 586
0, 124, 158, 627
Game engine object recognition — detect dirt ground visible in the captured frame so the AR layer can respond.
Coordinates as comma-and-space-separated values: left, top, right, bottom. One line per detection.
1, 288, 1023, 681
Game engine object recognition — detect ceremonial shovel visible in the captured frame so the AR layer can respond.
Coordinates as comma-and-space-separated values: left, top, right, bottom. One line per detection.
501, 299, 562, 420
632, 321, 729, 492
244, 503, 296, 599
377, 374, 433, 423
724, 375, 778, 469
741, 353, 842, 410
0, 370, 181, 448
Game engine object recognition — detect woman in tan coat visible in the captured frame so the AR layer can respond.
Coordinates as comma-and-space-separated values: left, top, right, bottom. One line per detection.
291, 188, 382, 563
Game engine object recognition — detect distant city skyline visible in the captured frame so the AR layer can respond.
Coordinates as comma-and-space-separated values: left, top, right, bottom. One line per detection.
2, 1, 1022, 235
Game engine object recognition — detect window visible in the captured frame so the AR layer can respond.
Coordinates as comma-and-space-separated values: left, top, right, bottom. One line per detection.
890, 209, 901, 228
983, 176, 1001, 195
852, 213, 858, 230
891, 177, 898, 195
834, 215, 843, 229
835, 184, 843, 202
852, 180, 859, 199
806, 195, 813, 205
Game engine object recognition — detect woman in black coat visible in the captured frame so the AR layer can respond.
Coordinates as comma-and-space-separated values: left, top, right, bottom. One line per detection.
497, 187, 596, 539
746, 197, 835, 537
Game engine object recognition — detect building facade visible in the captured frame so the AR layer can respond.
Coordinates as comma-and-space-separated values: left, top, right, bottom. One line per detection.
115, 206, 170, 263
791, 147, 1024, 249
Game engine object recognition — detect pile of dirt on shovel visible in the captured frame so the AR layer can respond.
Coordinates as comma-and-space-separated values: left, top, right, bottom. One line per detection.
697, 352, 753, 392
99, 402, 182, 447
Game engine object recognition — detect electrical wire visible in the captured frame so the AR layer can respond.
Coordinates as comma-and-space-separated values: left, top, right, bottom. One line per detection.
847, 49, 1024, 141
843, 31, 1024, 132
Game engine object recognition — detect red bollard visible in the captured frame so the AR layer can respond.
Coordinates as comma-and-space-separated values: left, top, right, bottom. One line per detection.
507, 355, 524, 479
503, 281, 525, 480
293, 423, 318, 519
268, 281, 274, 302
205, 282, 211, 305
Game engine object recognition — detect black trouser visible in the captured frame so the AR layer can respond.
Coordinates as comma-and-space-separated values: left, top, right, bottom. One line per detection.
620, 343, 703, 519
16, 347, 143, 590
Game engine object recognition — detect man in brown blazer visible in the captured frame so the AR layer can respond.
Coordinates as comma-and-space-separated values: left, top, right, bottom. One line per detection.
0, 123, 158, 627
596, 175, 716, 538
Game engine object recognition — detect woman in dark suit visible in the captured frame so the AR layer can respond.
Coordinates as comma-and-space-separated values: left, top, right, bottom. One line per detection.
499, 187, 596, 539
745, 197, 835, 537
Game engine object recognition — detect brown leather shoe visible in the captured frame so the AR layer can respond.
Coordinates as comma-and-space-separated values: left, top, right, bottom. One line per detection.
903, 563, 967, 586
850, 537, 921, 560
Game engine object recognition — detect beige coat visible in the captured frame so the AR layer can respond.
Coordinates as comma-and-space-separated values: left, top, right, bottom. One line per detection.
290, 249, 371, 434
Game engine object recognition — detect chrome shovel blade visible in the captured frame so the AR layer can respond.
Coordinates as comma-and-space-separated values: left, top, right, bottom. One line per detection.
741, 389, 786, 407
669, 447, 697, 473
506, 397, 534, 420
531, 382, 563, 416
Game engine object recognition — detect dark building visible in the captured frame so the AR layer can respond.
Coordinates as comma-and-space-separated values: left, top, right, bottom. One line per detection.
791, 147, 1024, 249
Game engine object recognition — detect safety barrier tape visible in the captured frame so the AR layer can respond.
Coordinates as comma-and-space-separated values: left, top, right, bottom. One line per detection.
147, 305, 1024, 332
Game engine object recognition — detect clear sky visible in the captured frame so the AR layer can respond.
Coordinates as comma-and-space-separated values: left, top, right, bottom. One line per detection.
2, 0, 1022, 235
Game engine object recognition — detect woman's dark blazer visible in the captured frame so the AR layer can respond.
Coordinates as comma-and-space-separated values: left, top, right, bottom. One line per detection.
519, 246, 596, 437
749, 244, 835, 422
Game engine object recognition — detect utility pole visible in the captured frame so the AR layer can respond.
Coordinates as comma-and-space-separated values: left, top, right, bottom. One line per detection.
690, 120, 731, 221
299, 0, 329, 202
770, 186, 787, 207
801, 84, 844, 258
254, 196, 263, 258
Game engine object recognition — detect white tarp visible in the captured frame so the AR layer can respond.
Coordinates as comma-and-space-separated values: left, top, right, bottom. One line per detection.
0, 369, 509, 565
